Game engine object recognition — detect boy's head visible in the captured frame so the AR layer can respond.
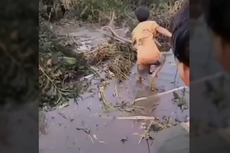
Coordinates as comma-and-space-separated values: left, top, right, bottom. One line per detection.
203, 0, 230, 72
171, 0, 190, 86
135, 6, 150, 22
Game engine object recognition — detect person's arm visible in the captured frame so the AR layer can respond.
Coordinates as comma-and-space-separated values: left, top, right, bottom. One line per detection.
156, 26, 172, 38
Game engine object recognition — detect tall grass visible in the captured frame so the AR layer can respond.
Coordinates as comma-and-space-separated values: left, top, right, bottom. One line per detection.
40, 0, 183, 23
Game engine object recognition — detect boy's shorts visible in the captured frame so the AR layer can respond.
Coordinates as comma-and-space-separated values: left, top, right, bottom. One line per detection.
137, 55, 164, 78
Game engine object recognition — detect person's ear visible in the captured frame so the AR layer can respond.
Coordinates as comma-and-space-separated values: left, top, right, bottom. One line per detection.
178, 62, 190, 86
212, 33, 230, 72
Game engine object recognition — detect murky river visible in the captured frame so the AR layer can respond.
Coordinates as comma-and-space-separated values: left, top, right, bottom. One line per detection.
39, 20, 189, 153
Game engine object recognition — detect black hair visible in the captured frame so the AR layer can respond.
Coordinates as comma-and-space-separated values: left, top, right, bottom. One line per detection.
171, 0, 189, 67
203, 0, 230, 41
135, 6, 150, 22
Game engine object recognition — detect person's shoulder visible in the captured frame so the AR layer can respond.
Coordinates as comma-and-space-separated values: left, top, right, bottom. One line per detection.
132, 23, 140, 35
151, 21, 160, 27
146, 20, 158, 24
145, 21, 159, 29
133, 23, 141, 29
144, 21, 159, 31
131, 28, 136, 36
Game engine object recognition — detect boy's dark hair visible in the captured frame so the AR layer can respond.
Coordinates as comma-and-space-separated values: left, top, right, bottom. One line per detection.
135, 6, 150, 22
203, 0, 230, 41
171, 0, 189, 67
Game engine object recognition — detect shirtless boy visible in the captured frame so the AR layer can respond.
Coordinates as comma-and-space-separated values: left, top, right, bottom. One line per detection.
132, 6, 172, 83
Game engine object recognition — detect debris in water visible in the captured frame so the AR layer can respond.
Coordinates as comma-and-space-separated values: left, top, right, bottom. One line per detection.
132, 133, 139, 136
76, 127, 91, 134
58, 103, 69, 109
138, 118, 169, 144
84, 41, 136, 81
88, 135, 94, 143
58, 112, 67, 119
102, 116, 155, 120
99, 81, 134, 112
121, 136, 128, 144
87, 107, 91, 112
99, 81, 112, 109
76, 127, 95, 143
93, 134, 105, 144
172, 90, 187, 110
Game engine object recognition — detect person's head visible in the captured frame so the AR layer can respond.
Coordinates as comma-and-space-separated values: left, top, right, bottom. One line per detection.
135, 6, 150, 22
171, 0, 190, 86
203, 0, 230, 72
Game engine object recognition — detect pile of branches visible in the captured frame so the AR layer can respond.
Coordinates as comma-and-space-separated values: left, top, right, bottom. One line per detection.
39, 18, 92, 109
85, 41, 137, 81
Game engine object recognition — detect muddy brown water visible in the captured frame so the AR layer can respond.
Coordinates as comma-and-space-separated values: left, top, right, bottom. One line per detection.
39, 22, 188, 153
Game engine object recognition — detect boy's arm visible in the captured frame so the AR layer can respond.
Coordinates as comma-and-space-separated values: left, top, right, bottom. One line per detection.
156, 26, 172, 38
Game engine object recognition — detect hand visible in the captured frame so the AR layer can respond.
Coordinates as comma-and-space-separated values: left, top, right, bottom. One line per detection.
168, 33, 172, 38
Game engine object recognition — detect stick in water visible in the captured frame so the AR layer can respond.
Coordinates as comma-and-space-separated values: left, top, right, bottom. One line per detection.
173, 68, 178, 84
